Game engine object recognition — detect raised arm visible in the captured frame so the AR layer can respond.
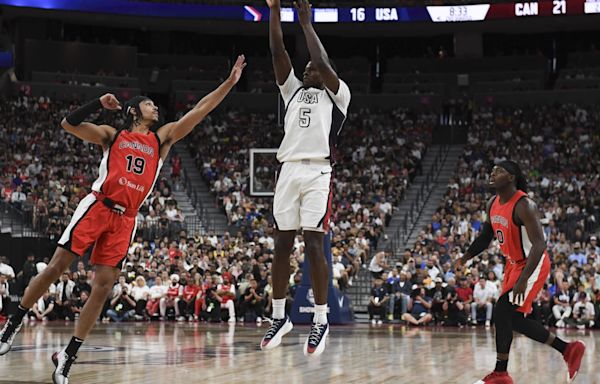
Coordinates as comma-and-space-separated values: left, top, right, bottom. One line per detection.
156, 55, 246, 149
267, 0, 293, 85
295, 0, 340, 93
60, 94, 120, 147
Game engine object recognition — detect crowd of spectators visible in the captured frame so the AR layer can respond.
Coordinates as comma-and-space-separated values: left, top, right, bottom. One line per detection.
366, 103, 600, 329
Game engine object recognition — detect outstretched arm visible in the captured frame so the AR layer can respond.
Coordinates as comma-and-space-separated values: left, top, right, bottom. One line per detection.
157, 55, 246, 147
267, 0, 293, 85
60, 93, 120, 147
295, 0, 340, 93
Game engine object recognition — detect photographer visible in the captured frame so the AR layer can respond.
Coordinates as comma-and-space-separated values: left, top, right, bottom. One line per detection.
401, 285, 433, 326
430, 277, 448, 324
442, 287, 467, 326
572, 292, 595, 329
106, 285, 136, 322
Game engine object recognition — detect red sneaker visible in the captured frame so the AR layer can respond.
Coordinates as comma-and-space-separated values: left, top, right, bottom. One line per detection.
563, 340, 586, 383
473, 371, 514, 384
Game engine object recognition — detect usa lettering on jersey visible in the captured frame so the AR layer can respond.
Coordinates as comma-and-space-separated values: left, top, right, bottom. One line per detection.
297, 90, 320, 104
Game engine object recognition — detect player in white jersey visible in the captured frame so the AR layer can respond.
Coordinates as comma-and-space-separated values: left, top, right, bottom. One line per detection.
260, 0, 351, 357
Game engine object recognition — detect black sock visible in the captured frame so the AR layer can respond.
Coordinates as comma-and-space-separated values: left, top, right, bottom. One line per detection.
551, 337, 568, 354
11, 305, 29, 324
65, 337, 84, 357
495, 359, 508, 372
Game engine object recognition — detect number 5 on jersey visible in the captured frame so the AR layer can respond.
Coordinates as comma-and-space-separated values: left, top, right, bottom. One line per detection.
299, 108, 311, 128
126, 155, 146, 175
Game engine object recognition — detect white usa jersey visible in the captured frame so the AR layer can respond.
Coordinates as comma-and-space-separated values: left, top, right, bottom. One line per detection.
277, 69, 351, 163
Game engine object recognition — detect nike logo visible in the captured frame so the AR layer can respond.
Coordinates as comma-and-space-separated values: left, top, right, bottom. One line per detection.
338, 297, 344, 308
321, 171, 331, 175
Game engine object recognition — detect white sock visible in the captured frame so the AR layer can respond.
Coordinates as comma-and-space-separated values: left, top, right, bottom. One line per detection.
314, 304, 328, 325
272, 299, 286, 320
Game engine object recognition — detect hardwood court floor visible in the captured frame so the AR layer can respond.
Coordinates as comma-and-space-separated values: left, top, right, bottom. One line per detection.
0, 321, 598, 384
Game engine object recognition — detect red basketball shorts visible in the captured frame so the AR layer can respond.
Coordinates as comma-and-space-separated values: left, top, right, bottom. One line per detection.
57, 193, 137, 268
501, 253, 551, 314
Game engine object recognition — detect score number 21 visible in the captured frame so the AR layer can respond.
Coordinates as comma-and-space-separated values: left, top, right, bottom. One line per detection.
553, 0, 566, 14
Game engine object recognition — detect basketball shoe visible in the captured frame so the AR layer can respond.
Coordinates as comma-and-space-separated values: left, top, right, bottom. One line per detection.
473, 371, 514, 384
303, 322, 329, 357
52, 348, 77, 384
260, 315, 293, 350
563, 340, 586, 383
0, 318, 23, 355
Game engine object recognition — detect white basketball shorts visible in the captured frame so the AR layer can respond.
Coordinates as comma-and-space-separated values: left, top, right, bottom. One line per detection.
273, 160, 333, 232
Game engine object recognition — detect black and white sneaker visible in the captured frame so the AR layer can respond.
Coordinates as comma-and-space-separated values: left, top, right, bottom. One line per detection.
260, 316, 293, 351
0, 318, 23, 355
303, 322, 329, 357
52, 349, 77, 384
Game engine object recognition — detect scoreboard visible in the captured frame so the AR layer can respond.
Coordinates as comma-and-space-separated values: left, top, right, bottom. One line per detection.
244, 0, 598, 23
0, 0, 599, 22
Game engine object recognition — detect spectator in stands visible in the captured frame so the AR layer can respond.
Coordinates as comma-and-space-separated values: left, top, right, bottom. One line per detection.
471, 275, 497, 327
0, 257, 15, 281
368, 277, 389, 325
10, 186, 26, 210
161, 274, 183, 320
455, 277, 473, 320
430, 277, 447, 323
215, 274, 237, 323
178, 274, 199, 321
553, 280, 574, 328
332, 254, 348, 291
442, 287, 467, 326
532, 284, 553, 325
402, 285, 433, 326
21, 254, 38, 287
147, 276, 167, 318
131, 276, 150, 320
568, 242, 587, 266
54, 272, 75, 321
107, 285, 136, 322
0, 274, 8, 319
29, 290, 56, 321
70, 290, 88, 320
238, 278, 265, 324
572, 292, 595, 329
112, 275, 131, 298
369, 251, 389, 279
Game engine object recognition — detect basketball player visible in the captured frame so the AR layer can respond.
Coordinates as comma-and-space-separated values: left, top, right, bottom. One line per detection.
0, 55, 246, 383
455, 161, 585, 384
259, 0, 350, 357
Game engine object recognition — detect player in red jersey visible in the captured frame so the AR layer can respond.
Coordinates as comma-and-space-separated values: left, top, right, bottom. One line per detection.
456, 161, 585, 384
0, 56, 246, 384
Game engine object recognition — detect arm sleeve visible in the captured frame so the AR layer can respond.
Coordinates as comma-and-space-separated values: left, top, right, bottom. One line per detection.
65, 98, 102, 126
465, 221, 494, 258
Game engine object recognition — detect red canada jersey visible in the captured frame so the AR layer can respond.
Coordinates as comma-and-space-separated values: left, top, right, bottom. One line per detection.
92, 130, 163, 210
183, 284, 199, 301
490, 190, 536, 263
167, 283, 181, 299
